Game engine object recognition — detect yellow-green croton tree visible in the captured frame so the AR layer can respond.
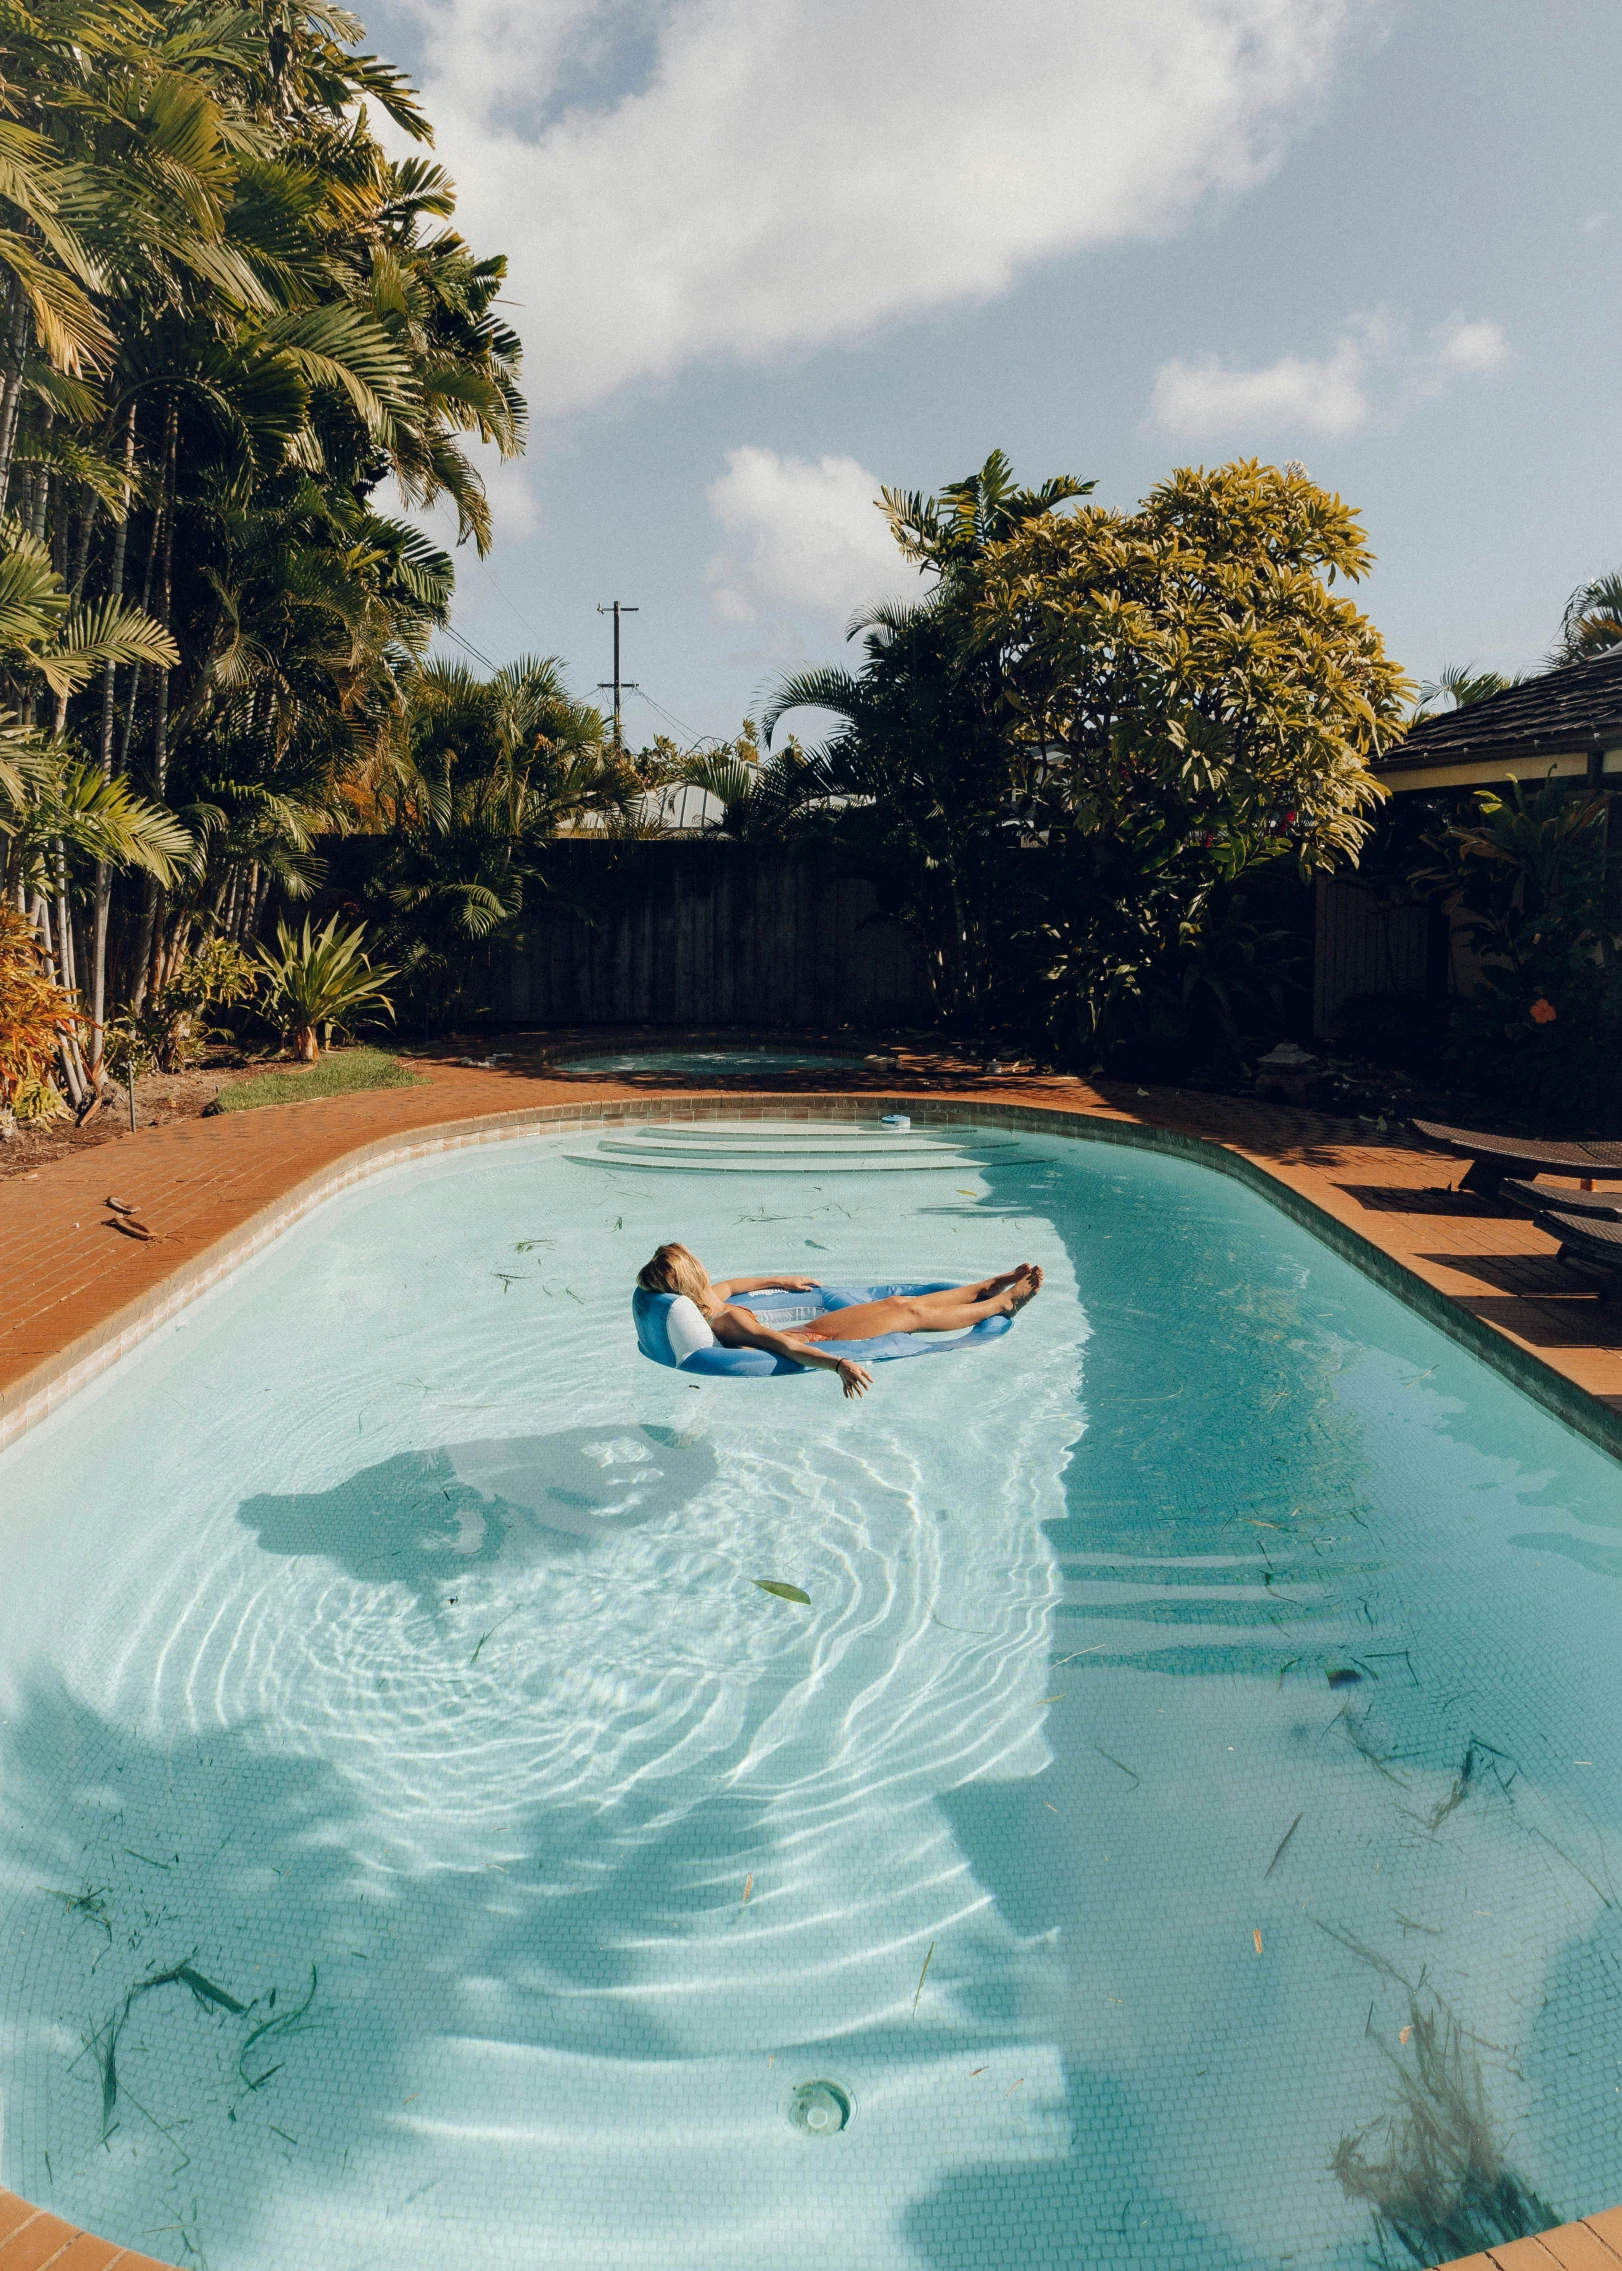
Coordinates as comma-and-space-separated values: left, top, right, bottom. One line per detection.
969, 457, 1414, 1058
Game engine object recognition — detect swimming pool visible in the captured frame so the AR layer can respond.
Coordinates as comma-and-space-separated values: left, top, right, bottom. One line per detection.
1, 1122, 1620, 2269
558, 1047, 870, 1074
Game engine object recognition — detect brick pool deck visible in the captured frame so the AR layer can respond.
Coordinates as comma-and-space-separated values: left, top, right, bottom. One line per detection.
3, 1049, 1622, 2268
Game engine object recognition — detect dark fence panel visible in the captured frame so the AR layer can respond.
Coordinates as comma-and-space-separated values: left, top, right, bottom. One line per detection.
482, 843, 932, 1027
1312, 877, 1434, 1035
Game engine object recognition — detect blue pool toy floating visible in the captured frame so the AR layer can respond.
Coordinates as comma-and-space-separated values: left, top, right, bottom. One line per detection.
631, 1283, 1014, 1377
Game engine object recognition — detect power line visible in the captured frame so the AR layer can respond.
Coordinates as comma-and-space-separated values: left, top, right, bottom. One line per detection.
440, 622, 500, 673
628, 685, 708, 748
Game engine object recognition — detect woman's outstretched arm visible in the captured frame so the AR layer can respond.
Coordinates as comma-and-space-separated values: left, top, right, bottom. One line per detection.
711, 1310, 870, 1397
710, 1273, 821, 1295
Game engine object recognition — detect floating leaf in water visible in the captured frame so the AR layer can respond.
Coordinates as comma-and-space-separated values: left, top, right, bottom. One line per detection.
1329, 1667, 1363, 1689
1417, 1743, 1479, 1833
1265, 1812, 1304, 1879
91, 2012, 120, 2136
136, 1962, 248, 2016
1253, 1928, 1264, 1955
1333, 1992, 1559, 2261
753, 1579, 810, 1605
46, 1884, 112, 1943
239, 1964, 319, 2090
912, 1939, 934, 2018
741, 1874, 753, 1904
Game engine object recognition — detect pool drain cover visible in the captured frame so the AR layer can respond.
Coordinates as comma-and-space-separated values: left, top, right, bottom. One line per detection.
786, 2078, 853, 2137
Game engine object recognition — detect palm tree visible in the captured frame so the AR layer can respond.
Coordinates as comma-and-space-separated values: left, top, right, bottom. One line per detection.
763, 453, 1094, 1023
1414, 663, 1520, 717
363, 655, 631, 1030
1555, 572, 1622, 664
0, 0, 532, 1086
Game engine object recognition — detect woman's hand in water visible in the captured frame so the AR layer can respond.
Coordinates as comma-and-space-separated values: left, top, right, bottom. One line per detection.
775, 1276, 821, 1291
837, 1359, 872, 1399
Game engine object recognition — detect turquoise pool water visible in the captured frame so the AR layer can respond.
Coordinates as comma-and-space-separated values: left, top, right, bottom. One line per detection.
1, 1124, 1621, 2269
559, 1048, 869, 1073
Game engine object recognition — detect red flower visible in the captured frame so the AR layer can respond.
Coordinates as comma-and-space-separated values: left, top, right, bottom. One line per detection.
1529, 998, 1558, 1025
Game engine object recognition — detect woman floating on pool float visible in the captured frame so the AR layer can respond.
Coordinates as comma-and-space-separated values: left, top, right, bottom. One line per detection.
634, 1242, 1042, 1397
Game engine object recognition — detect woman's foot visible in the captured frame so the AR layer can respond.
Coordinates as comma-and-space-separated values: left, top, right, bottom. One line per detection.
981, 1262, 1034, 1297
1004, 1266, 1043, 1314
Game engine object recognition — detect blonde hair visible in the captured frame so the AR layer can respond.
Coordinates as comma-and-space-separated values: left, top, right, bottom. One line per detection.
638, 1242, 707, 1297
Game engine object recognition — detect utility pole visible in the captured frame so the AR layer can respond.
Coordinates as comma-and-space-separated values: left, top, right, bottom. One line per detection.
596, 600, 639, 752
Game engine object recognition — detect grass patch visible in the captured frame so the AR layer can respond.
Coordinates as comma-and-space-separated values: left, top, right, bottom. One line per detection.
215, 1045, 427, 1114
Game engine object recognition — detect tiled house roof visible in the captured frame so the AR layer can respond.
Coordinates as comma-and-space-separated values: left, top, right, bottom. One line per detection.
1376, 648, 1622, 778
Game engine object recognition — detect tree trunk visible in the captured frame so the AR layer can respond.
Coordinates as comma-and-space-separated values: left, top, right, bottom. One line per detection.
130, 405, 177, 1014
90, 404, 140, 1085
0, 283, 28, 515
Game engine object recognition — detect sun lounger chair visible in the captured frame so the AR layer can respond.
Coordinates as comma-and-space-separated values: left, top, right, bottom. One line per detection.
1411, 1118, 1622, 1198
1502, 1179, 1622, 1219
1532, 1203, 1622, 1296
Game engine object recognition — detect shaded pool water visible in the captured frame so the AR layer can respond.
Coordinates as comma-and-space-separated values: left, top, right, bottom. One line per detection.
0, 1125, 1620, 2269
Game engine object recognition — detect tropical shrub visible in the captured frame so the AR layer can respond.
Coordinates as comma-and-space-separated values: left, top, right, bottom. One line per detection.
0, 904, 81, 1120
253, 916, 396, 1063
1417, 776, 1622, 1126
108, 936, 259, 1075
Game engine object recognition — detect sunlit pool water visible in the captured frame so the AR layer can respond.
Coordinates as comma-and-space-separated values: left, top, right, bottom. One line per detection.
1, 1122, 1620, 2269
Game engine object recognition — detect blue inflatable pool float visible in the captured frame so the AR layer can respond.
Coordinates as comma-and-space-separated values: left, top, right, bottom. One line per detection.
632, 1283, 1014, 1377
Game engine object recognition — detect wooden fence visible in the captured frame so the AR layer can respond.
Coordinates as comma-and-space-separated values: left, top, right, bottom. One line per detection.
478, 843, 933, 1027
1312, 878, 1438, 1035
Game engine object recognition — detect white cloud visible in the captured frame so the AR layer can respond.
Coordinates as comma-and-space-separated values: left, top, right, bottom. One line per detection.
1148, 308, 1509, 443
704, 447, 917, 627
1435, 316, 1508, 375
1150, 335, 1372, 441
402, 0, 1371, 417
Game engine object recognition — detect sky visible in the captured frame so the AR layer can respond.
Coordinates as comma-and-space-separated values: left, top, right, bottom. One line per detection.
360, 0, 1622, 747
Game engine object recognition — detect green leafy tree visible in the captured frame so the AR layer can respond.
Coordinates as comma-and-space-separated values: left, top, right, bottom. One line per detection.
972, 458, 1412, 1057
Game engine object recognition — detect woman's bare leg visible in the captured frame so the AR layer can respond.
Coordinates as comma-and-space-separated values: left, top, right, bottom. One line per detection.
909, 1265, 1033, 1312
795, 1269, 1042, 1343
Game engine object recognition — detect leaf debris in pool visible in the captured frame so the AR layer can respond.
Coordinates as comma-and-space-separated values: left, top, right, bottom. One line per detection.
753, 1580, 811, 1605
1264, 1813, 1304, 1878
912, 1939, 934, 2018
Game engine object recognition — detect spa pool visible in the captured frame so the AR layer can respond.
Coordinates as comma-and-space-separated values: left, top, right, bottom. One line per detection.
556, 1047, 869, 1074
1, 1123, 1620, 2269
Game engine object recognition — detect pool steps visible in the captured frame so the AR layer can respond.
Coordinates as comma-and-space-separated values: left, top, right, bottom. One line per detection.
568, 1120, 998, 1174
